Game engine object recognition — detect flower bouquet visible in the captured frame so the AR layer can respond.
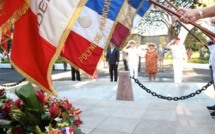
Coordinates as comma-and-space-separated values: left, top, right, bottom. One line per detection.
0, 83, 83, 134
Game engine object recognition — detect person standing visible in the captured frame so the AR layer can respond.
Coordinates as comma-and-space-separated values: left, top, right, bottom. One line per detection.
123, 40, 140, 79
106, 43, 119, 82
199, 47, 205, 60
0, 52, 3, 69
157, 44, 165, 72
187, 48, 193, 60
71, 66, 81, 81
63, 61, 68, 71
166, 37, 187, 83
145, 43, 159, 82
122, 51, 129, 71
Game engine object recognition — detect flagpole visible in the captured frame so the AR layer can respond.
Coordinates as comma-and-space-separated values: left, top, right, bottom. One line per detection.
148, 0, 215, 42
165, 0, 215, 44
167, 12, 207, 47
165, 0, 178, 11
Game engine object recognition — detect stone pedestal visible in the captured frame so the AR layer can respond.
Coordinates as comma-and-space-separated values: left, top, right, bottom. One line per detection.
116, 71, 134, 101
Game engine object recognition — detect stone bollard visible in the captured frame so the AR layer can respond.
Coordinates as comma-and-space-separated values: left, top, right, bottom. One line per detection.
116, 71, 134, 101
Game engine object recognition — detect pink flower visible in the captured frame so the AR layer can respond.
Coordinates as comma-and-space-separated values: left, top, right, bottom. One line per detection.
14, 99, 22, 110
36, 91, 45, 106
3, 101, 13, 113
73, 120, 81, 128
49, 106, 57, 120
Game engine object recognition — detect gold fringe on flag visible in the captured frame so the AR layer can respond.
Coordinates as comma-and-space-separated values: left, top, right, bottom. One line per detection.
0, 0, 5, 10
0, 0, 30, 36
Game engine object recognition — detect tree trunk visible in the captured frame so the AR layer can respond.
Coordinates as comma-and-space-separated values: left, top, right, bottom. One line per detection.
168, 25, 176, 41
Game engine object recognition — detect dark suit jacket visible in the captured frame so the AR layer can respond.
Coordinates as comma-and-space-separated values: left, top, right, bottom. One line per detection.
106, 48, 119, 65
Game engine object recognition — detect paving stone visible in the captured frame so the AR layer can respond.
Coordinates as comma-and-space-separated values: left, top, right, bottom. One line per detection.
72, 104, 92, 112
79, 127, 94, 134
176, 119, 215, 134
71, 98, 101, 106
80, 114, 107, 129
177, 103, 208, 113
193, 123, 215, 134
86, 105, 118, 116
133, 120, 176, 134
142, 110, 177, 122
96, 117, 139, 133
120, 101, 149, 109
90, 129, 131, 134
147, 102, 177, 111
111, 107, 145, 119
96, 100, 124, 107
176, 104, 214, 124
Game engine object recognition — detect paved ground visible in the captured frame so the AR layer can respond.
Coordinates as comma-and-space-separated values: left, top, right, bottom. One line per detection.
4, 79, 215, 134
0, 63, 212, 84
74, 100, 215, 134
1, 62, 215, 134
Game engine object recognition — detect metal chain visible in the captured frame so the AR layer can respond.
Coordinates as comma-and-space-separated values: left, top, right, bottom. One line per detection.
132, 77, 213, 101
0, 78, 26, 87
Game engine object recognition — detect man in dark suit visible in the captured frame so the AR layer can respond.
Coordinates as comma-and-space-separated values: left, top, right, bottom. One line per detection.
106, 43, 119, 82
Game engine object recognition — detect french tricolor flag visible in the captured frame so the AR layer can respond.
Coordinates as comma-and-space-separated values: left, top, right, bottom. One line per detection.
111, 0, 151, 48
62, 127, 73, 134
61, 0, 125, 75
132, 0, 152, 31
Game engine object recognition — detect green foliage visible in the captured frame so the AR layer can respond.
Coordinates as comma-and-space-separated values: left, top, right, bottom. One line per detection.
15, 83, 44, 114
184, 28, 207, 51
0, 83, 83, 133
164, 51, 209, 64
188, 58, 208, 64
55, 59, 63, 63
138, 0, 215, 39
1, 59, 10, 63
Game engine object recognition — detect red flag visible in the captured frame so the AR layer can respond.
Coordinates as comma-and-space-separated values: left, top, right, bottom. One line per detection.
0, 29, 10, 53
11, 0, 86, 96
0, 0, 28, 34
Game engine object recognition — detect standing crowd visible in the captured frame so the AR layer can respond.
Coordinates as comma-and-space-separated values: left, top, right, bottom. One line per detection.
106, 37, 187, 83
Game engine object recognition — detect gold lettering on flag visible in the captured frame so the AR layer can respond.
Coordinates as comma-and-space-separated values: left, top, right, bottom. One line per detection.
121, 3, 132, 27
100, 0, 111, 31
79, 0, 111, 63
79, 33, 103, 63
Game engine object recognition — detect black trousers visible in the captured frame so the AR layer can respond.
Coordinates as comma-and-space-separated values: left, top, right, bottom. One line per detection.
71, 67, 81, 81
109, 64, 118, 81
63, 62, 67, 71
123, 59, 128, 71
210, 65, 215, 88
